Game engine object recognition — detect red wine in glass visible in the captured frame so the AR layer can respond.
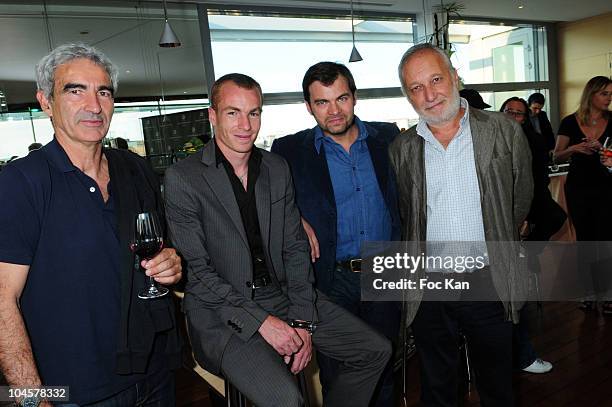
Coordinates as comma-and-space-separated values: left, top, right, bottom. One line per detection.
131, 239, 164, 259
130, 212, 169, 299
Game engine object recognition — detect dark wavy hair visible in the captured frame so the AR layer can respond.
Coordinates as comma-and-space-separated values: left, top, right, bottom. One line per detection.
302, 62, 356, 103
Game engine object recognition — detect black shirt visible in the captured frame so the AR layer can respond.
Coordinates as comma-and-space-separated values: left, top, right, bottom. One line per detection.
214, 140, 270, 282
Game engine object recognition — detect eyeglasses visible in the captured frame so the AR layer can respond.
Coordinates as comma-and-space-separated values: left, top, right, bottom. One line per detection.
503, 109, 526, 117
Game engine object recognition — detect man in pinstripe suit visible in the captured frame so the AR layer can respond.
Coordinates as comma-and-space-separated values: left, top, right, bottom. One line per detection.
164, 73, 391, 407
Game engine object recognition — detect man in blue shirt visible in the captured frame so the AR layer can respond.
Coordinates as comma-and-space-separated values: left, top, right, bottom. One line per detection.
0, 43, 182, 407
271, 62, 401, 406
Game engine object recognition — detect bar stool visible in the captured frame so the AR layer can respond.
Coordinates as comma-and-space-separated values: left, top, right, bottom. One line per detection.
458, 332, 475, 402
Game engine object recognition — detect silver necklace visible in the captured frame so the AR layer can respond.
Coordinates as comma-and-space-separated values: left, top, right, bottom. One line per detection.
591, 115, 603, 126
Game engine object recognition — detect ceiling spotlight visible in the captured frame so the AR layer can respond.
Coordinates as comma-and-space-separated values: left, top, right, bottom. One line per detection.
159, 0, 181, 48
518, 5, 524, 8
349, 46, 363, 63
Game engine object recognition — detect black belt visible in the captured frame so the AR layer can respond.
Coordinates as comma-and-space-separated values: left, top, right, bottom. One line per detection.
246, 275, 271, 289
336, 258, 362, 272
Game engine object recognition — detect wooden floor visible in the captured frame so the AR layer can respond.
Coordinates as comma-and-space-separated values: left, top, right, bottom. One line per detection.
175, 367, 214, 407
175, 301, 612, 407
514, 302, 612, 407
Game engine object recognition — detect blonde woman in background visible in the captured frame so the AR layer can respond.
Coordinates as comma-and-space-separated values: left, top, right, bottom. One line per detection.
554, 76, 612, 312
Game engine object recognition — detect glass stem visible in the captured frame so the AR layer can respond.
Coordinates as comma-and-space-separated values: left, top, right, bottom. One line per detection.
148, 275, 158, 289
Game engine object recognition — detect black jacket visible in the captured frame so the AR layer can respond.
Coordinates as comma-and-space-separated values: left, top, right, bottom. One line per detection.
106, 148, 181, 374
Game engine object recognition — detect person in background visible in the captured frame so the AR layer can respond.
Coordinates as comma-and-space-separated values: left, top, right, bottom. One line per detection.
271, 62, 401, 407
0, 43, 182, 407
553, 76, 612, 313
501, 97, 567, 243
27, 143, 43, 152
114, 137, 129, 150
501, 96, 566, 374
459, 88, 491, 110
528, 92, 556, 154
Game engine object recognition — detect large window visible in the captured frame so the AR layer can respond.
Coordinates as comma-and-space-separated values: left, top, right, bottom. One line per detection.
254, 96, 418, 149
0, 3, 555, 160
208, 9, 416, 146
0, 102, 207, 162
0, 0, 208, 161
449, 21, 549, 84
445, 19, 555, 129
209, 13, 414, 93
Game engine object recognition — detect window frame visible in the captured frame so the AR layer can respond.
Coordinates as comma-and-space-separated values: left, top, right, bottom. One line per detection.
199, 3, 418, 107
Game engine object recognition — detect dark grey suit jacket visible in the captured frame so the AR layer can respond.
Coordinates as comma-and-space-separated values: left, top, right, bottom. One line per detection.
164, 142, 316, 374
389, 108, 534, 324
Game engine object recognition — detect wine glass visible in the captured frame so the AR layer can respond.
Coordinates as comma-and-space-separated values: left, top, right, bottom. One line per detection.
602, 137, 612, 157
130, 211, 169, 299
601, 137, 612, 169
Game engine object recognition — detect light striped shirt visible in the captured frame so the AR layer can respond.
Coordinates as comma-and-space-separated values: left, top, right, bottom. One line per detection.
417, 98, 487, 267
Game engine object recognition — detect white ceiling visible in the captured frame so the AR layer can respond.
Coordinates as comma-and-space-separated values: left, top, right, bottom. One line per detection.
197, 0, 612, 22
0, 0, 610, 106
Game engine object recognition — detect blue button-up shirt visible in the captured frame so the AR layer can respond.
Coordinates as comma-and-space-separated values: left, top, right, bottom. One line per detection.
314, 117, 392, 261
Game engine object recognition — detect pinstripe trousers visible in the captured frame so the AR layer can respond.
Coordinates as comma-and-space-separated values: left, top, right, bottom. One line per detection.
219, 285, 391, 407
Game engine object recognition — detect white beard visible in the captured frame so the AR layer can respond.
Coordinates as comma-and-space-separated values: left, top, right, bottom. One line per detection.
415, 89, 461, 126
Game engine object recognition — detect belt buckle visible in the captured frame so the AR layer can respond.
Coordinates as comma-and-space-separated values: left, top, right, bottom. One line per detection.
349, 258, 362, 272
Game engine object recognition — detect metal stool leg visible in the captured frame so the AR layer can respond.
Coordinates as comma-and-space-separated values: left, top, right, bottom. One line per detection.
225, 380, 248, 407
463, 335, 472, 384
457, 332, 474, 405
296, 371, 311, 407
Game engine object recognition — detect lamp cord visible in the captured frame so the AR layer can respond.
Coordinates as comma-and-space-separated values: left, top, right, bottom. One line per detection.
350, 0, 355, 44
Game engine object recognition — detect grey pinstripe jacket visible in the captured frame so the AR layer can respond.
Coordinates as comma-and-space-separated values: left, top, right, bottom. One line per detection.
164, 142, 316, 374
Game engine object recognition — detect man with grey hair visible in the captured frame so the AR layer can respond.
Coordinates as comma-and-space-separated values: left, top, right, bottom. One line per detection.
0, 43, 182, 406
390, 43, 533, 406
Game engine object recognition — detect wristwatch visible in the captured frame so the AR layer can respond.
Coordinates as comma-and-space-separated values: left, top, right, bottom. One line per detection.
288, 319, 317, 333
20, 397, 41, 407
